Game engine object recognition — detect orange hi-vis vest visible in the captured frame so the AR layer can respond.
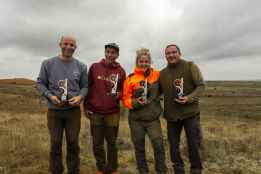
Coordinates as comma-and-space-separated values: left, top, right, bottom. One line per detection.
122, 67, 160, 109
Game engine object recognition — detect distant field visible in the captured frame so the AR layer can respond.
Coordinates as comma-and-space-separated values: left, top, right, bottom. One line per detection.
0, 78, 35, 85
0, 81, 260, 174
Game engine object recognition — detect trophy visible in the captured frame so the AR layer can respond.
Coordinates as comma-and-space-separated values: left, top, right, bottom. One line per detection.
173, 77, 184, 101
110, 74, 119, 95
58, 78, 68, 104
139, 79, 148, 103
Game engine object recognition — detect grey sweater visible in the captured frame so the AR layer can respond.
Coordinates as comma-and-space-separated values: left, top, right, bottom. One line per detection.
37, 56, 88, 110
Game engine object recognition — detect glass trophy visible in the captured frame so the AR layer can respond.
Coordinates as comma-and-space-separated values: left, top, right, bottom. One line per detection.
173, 77, 184, 101
110, 74, 119, 95
139, 79, 148, 103
58, 78, 68, 104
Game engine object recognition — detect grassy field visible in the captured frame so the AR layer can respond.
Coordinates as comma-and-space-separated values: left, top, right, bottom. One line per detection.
0, 81, 261, 174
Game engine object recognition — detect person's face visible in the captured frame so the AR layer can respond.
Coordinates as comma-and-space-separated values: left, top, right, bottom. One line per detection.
165, 45, 181, 64
105, 47, 119, 63
59, 37, 77, 58
137, 55, 151, 70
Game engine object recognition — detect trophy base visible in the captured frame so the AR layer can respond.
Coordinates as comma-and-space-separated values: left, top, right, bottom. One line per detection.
61, 101, 69, 106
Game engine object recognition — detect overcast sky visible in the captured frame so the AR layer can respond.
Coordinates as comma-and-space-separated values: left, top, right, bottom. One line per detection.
0, 0, 260, 80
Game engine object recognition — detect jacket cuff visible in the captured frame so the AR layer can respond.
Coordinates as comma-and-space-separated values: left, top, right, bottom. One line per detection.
187, 95, 197, 103
44, 91, 53, 100
79, 88, 88, 98
78, 94, 85, 101
131, 99, 143, 109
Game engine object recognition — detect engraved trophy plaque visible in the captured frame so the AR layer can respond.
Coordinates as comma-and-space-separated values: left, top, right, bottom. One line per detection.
140, 79, 148, 103
110, 74, 119, 95
173, 77, 184, 101
58, 78, 68, 104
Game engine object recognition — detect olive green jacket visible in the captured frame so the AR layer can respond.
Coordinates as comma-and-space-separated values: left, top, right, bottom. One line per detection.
159, 59, 205, 121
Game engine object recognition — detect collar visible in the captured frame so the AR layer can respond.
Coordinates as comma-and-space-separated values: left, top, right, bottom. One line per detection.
134, 67, 152, 77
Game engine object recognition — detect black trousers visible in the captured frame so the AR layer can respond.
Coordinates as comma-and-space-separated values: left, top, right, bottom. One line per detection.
47, 107, 81, 174
167, 115, 203, 174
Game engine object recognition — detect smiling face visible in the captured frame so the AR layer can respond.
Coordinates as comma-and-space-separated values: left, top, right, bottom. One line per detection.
105, 47, 119, 64
137, 54, 151, 70
59, 36, 77, 59
165, 45, 181, 64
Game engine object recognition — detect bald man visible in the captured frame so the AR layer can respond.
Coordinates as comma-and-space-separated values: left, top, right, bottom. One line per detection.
37, 36, 88, 174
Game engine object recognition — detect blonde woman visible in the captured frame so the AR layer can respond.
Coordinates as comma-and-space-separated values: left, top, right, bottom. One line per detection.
122, 48, 166, 174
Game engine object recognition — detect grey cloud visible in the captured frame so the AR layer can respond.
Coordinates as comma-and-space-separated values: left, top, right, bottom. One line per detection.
178, 0, 261, 60
0, 0, 260, 80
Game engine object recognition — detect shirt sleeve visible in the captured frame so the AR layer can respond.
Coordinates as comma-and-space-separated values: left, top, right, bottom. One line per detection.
87, 64, 94, 89
118, 69, 126, 101
79, 64, 88, 99
122, 78, 133, 109
187, 63, 206, 103
36, 61, 53, 100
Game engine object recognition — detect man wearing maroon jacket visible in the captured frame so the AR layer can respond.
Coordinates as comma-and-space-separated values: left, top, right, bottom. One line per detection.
84, 43, 126, 174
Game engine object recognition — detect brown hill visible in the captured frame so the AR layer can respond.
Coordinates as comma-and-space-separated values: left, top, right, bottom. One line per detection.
0, 78, 36, 85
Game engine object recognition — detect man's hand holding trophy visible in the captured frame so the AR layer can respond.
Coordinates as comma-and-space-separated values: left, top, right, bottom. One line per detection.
56, 78, 82, 107
58, 78, 69, 105
50, 95, 62, 106
49, 79, 68, 106
174, 77, 188, 104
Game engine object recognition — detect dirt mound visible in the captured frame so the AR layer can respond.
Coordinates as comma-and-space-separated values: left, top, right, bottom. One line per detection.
0, 78, 35, 85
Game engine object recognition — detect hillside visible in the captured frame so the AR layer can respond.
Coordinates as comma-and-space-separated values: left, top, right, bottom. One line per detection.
0, 78, 36, 85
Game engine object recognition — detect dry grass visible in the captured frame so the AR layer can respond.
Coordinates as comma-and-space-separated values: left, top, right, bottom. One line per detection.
0, 111, 260, 174
0, 81, 261, 174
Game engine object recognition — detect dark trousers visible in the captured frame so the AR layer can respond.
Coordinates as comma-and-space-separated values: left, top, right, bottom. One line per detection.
167, 115, 203, 174
47, 107, 81, 174
89, 113, 120, 174
129, 119, 167, 174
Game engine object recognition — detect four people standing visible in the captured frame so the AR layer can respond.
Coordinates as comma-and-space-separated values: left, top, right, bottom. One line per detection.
37, 39, 205, 174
